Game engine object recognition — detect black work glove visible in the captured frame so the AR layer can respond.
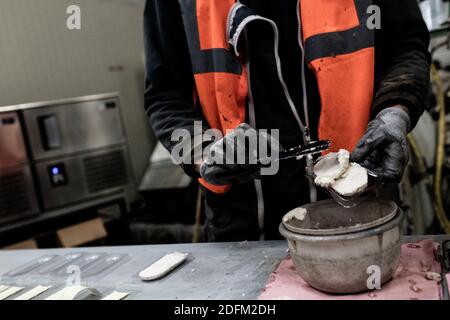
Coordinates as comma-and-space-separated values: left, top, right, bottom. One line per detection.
350, 106, 411, 183
200, 123, 281, 186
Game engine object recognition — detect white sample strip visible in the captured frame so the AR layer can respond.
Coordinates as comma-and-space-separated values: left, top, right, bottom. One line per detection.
139, 252, 189, 281
101, 291, 130, 300
45, 285, 101, 300
0, 285, 9, 293
0, 286, 25, 300
14, 285, 51, 300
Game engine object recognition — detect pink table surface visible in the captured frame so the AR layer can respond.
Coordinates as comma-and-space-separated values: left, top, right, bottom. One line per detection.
259, 239, 446, 300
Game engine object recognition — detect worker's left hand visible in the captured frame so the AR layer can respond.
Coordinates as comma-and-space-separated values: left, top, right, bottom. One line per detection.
350, 106, 411, 183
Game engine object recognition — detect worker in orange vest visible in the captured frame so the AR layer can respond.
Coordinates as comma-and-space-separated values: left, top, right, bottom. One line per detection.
144, 0, 430, 241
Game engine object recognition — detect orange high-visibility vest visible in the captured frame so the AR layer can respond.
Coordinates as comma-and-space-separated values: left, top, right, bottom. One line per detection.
177, 0, 374, 193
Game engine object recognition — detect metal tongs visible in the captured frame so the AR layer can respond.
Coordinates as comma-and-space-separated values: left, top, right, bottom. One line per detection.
277, 140, 331, 162
258, 140, 331, 167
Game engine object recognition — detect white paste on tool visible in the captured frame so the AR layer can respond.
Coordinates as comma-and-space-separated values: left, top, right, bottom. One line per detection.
331, 163, 368, 196
0, 285, 9, 293
101, 291, 130, 300
283, 208, 307, 224
14, 285, 51, 300
139, 252, 189, 281
0, 286, 24, 300
314, 149, 350, 187
45, 285, 101, 300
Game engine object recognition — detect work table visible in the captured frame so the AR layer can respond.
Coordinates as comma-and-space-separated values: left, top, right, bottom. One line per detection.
0, 235, 448, 300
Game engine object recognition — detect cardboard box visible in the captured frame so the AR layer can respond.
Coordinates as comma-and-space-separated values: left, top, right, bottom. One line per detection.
57, 218, 107, 247
3, 239, 38, 250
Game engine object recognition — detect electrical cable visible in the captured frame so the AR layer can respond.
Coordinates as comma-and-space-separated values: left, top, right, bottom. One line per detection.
430, 64, 450, 234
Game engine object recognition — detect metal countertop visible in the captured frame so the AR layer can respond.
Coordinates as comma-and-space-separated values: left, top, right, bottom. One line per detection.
0, 236, 448, 300
0, 241, 287, 300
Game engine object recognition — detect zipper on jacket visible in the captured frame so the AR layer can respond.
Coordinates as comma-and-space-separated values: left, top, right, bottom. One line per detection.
264, 18, 308, 144
297, 0, 317, 202
265, 13, 317, 202
227, 12, 308, 140
241, 14, 317, 203
245, 29, 265, 240
296, 0, 311, 140
234, 11, 318, 237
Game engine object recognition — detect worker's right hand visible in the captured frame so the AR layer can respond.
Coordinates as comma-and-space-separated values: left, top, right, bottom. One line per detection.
200, 123, 279, 186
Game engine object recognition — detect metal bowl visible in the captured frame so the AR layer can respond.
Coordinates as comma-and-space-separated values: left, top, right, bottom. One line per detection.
279, 198, 403, 294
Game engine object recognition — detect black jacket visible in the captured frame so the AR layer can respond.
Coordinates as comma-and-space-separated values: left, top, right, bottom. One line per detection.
144, 0, 431, 241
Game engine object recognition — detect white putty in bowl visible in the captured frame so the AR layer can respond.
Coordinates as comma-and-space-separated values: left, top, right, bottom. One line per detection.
283, 207, 307, 224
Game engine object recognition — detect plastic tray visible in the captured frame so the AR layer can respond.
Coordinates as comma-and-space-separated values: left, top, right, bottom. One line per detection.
2, 252, 130, 281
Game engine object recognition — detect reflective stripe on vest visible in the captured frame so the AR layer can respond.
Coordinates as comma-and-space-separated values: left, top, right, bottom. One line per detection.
178, 0, 247, 193
300, 0, 374, 153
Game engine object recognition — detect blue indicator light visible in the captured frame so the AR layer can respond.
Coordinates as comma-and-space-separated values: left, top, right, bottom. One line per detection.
52, 167, 59, 175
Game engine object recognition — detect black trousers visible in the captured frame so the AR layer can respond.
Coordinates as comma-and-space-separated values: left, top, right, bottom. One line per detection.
201, 158, 325, 242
